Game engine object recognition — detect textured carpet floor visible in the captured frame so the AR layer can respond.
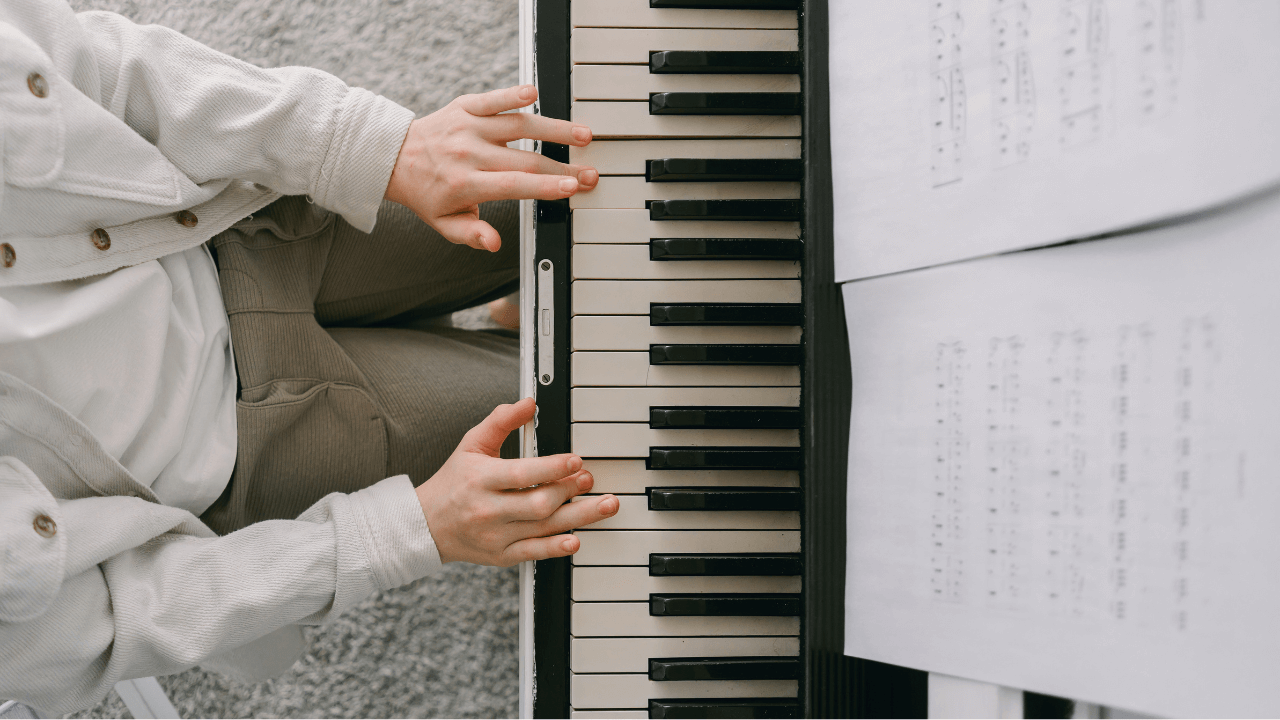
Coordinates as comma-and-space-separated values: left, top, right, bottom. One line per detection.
62, 0, 521, 717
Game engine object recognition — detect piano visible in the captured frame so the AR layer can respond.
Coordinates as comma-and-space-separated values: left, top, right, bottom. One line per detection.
516, 0, 925, 717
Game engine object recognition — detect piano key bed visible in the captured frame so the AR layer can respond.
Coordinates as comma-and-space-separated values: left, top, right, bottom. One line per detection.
529, 1, 808, 717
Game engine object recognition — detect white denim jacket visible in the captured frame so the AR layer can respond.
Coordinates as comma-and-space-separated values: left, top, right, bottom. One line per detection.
0, 0, 445, 713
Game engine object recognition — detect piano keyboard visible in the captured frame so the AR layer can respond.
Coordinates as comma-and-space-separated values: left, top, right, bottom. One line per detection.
529, 0, 806, 717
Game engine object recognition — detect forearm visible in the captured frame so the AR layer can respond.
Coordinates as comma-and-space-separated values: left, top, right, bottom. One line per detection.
74, 10, 412, 230
0, 472, 440, 715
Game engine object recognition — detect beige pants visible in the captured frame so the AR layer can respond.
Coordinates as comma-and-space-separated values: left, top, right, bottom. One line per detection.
200, 196, 519, 534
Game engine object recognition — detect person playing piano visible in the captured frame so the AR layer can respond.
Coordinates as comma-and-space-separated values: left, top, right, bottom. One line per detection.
0, 0, 616, 713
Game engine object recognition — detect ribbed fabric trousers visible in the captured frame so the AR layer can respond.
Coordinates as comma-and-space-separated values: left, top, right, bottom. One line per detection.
200, 196, 519, 534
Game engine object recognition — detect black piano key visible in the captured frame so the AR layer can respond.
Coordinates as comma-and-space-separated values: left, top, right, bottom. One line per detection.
650, 656, 802, 681
649, 50, 802, 75
650, 92, 801, 115
650, 0, 800, 9
649, 698, 801, 719
650, 406, 801, 429
650, 303, 802, 326
646, 158, 802, 182
650, 239, 803, 261
649, 344, 801, 365
648, 487, 802, 511
649, 553, 803, 577
650, 593, 801, 616
647, 446, 801, 470
649, 199, 801, 221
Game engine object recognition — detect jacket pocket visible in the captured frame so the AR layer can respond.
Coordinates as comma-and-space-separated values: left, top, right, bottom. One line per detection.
0, 457, 67, 623
0, 24, 64, 188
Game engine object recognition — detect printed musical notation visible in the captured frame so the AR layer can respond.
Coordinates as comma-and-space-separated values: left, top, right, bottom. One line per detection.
842, 189, 1280, 717
926, 318, 1218, 632
828, 0, 1280, 281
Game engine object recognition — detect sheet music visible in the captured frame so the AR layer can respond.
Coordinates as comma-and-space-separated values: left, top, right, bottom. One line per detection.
828, 0, 1280, 282
842, 191, 1280, 717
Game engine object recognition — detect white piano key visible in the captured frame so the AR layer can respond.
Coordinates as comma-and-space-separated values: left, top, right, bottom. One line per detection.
571, 177, 799, 210
572, 636, 799, 674
572, 530, 800, 565
571, 674, 798, 709
572, 316, 801, 351
582, 460, 799, 493
573, 567, 802, 601
574, 65, 799, 101
572, 602, 799, 637
573, 245, 799, 280
571, 28, 798, 65
573, 209, 799, 243
572, 423, 799, 457
572, 352, 800, 387
571, 0, 797, 30
573, 102, 801, 139
571, 139, 801, 176
571, 712, 648, 720
573, 387, 799, 422
573, 279, 800, 315
572, 495, 799, 531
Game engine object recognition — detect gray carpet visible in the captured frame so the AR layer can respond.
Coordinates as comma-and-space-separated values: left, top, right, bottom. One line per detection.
62, 0, 521, 717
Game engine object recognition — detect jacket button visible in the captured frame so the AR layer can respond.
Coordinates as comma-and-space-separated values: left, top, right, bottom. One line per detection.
33, 514, 57, 538
175, 210, 198, 228
27, 73, 49, 98
1, 243, 14, 268
91, 228, 111, 250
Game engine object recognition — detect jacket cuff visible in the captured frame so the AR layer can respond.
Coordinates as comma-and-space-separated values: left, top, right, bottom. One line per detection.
311, 88, 414, 233
345, 475, 444, 590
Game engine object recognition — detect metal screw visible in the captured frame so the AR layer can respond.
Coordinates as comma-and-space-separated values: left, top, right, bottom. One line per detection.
541, 374, 551, 383
540, 260, 551, 270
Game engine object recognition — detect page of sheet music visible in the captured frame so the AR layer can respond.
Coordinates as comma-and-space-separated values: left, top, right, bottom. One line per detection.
842, 191, 1280, 717
828, 0, 1280, 282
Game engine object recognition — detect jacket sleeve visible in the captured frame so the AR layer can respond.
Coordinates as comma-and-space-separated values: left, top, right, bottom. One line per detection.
0, 460, 442, 716
71, 9, 414, 232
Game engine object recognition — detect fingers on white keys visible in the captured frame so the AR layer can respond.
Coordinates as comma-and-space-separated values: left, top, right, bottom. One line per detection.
527, 494, 620, 539
501, 470, 594, 521
484, 112, 592, 147
481, 147, 599, 188
490, 453, 585, 492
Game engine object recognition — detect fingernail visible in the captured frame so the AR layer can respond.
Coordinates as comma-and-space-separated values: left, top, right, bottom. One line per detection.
559, 177, 578, 194
562, 538, 576, 552
567, 455, 583, 473
601, 495, 618, 515
578, 472, 594, 490
572, 126, 591, 144
519, 85, 536, 101
579, 168, 599, 186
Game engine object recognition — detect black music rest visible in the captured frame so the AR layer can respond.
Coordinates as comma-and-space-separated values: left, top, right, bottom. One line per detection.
647, 158, 803, 182
650, 92, 802, 115
648, 487, 802, 511
650, 406, 801, 429
649, 50, 802, 75
649, 698, 801, 720
649, 553, 803, 576
650, 239, 803, 261
650, 303, 803, 326
649, 199, 802, 221
650, 0, 800, 9
650, 657, 802, 681
650, 593, 801, 616
648, 446, 801, 470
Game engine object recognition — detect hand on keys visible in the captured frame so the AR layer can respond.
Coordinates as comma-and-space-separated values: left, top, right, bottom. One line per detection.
384, 84, 600, 252
416, 398, 618, 566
